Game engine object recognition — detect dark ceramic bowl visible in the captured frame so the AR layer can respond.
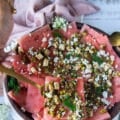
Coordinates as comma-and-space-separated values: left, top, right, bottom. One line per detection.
3, 23, 120, 120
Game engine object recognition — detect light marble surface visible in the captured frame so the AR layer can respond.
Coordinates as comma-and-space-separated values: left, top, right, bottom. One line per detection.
83, 0, 120, 34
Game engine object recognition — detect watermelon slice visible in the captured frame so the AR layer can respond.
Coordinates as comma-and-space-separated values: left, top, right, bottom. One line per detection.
19, 25, 53, 52
8, 88, 27, 107
58, 22, 78, 39
76, 78, 85, 101
25, 75, 45, 113
86, 108, 111, 120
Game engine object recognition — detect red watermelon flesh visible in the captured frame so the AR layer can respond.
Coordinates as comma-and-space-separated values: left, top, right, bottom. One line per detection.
45, 76, 60, 84
19, 25, 53, 52
25, 75, 45, 113
80, 24, 120, 71
8, 88, 27, 107
80, 24, 120, 103
86, 108, 111, 120
42, 108, 58, 120
58, 22, 78, 39
112, 77, 120, 103
76, 78, 85, 101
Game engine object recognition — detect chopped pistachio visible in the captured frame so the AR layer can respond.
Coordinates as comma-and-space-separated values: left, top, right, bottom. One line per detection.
35, 53, 44, 60
54, 82, 60, 90
43, 58, 49, 67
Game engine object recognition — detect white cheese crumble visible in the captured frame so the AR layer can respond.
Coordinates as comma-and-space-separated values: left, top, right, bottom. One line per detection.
73, 37, 78, 42
102, 91, 108, 99
42, 37, 47, 42
54, 57, 59, 63
48, 37, 53, 47
4, 41, 18, 53
101, 98, 110, 106
110, 55, 115, 62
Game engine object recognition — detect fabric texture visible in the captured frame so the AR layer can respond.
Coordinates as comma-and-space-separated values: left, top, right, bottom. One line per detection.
8, 0, 99, 44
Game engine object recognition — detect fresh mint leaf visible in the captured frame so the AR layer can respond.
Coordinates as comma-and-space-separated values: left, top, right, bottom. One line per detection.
92, 53, 104, 65
8, 76, 20, 94
63, 96, 76, 111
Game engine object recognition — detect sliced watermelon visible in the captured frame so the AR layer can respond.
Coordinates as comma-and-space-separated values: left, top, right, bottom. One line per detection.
19, 25, 53, 52
76, 78, 85, 101
45, 76, 60, 84
42, 108, 57, 120
80, 24, 120, 70
8, 88, 27, 107
86, 107, 111, 120
58, 22, 78, 39
80, 24, 120, 105
25, 75, 45, 113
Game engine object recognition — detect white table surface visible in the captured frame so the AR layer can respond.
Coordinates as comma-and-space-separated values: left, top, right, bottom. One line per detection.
1, 0, 120, 120
83, 0, 120, 35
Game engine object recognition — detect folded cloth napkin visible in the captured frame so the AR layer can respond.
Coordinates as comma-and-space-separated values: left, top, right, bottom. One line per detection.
8, 0, 99, 45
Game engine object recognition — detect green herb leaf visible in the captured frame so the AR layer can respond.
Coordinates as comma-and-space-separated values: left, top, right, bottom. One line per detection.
52, 17, 68, 30
92, 53, 104, 65
53, 31, 63, 38
63, 96, 76, 111
8, 76, 20, 94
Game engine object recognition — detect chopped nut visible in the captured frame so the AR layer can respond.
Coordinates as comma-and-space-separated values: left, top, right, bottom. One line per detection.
48, 83, 54, 91
54, 82, 60, 90
54, 95, 59, 104
35, 53, 43, 60
43, 58, 49, 66
44, 49, 50, 56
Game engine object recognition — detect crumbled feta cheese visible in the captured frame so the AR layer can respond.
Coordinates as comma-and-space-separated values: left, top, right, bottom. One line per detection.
101, 98, 110, 105
110, 55, 115, 62
75, 47, 81, 54
45, 92, 52, 98
4, 41, 18, 53
54, 57, 59, 63
43, 58, 49, 67
95, 75, 100, 82
48, 37, 53, 46
99, 50, 106, 56
59, 44, 65, 51
4, 46, 11, 53
73, 37, 78, 42
102, 74, 108, 81
102, 91, 108, 99
28, 47, 35, 56
84, 74, 91, 79
93, 106, 98, 110
42, 37, 47, 42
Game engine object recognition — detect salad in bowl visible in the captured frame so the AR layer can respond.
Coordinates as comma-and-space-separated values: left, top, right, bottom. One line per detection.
3, 17, 120, 120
